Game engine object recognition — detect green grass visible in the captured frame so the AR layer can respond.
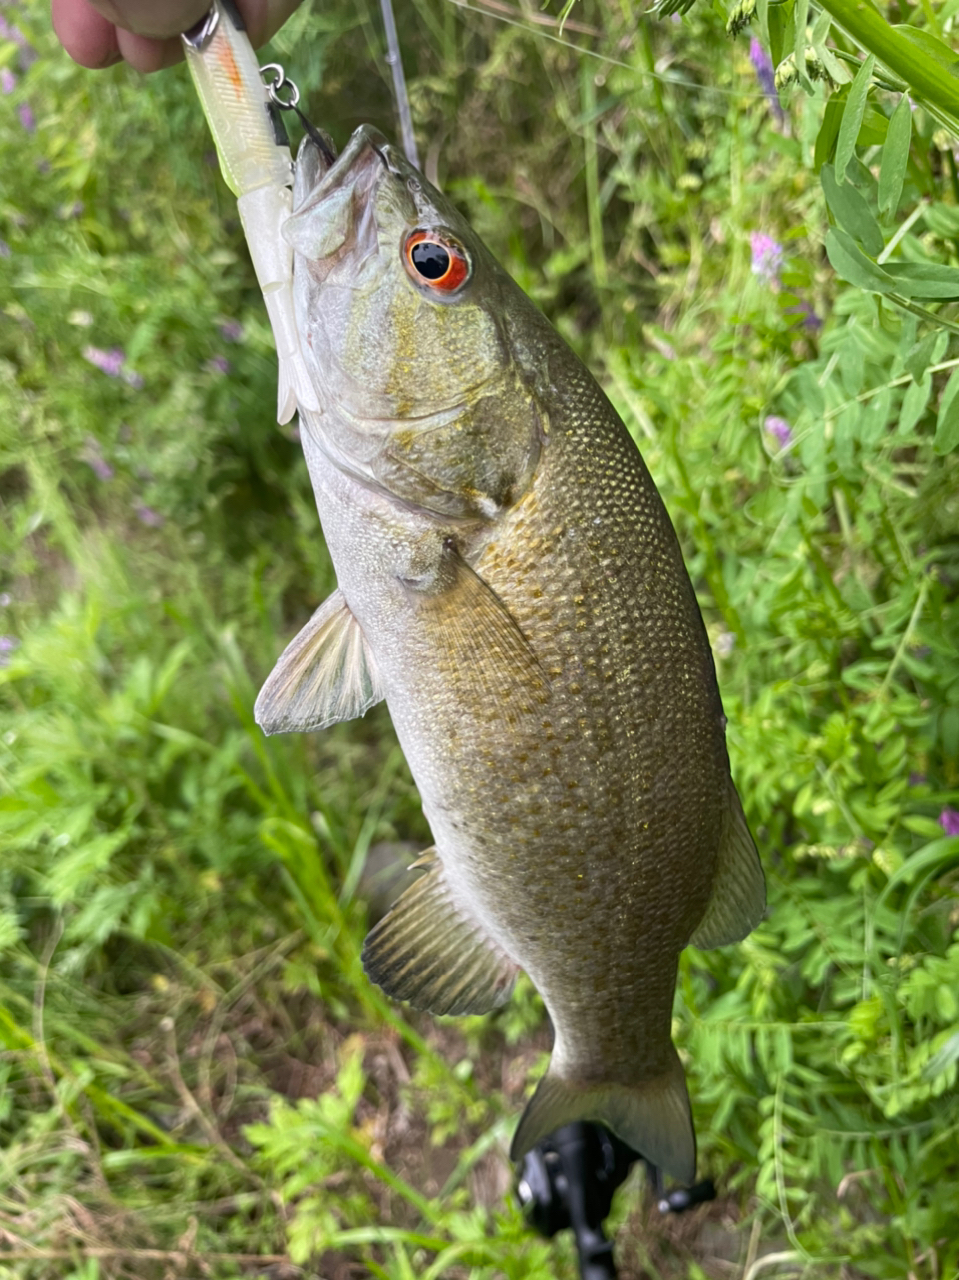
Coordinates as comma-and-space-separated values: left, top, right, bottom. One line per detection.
1, 0, 958, 1276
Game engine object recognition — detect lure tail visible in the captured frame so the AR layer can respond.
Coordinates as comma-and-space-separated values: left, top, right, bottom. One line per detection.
181, 1, 318, 422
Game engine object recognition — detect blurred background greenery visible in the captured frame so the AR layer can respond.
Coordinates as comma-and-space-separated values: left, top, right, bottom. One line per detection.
2, 0, 958, 1275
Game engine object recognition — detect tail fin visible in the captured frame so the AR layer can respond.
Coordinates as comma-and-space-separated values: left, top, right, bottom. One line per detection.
509, 1047, 696, 1185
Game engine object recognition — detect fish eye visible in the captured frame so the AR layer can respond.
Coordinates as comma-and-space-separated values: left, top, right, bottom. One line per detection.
403, 230, 470, 293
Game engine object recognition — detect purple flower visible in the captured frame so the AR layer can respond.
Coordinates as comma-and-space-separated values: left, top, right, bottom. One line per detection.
83, 346, 126, 378
0, 241, 10, 259
82, 345, 142, 387
218, 320, 244, 342
0, 635, 19, 668
764, 415, 792, 446
81, 436, 114, 482
784, 300, 823, 332
939, 807, 959, 837
750, 37, 784, 119
134, 504, 165, 528
751, 232, 783, 285
204, 355, 231, 375
18, 102, 35, 133
1, 67, 16, 94
0, 17, 36, 70
909, 772, 927, 787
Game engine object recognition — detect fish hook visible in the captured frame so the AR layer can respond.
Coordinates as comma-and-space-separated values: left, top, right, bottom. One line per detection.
259, 61, 337, 167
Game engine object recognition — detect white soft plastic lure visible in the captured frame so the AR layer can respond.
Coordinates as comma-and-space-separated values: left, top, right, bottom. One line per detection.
181, 0, 318, 423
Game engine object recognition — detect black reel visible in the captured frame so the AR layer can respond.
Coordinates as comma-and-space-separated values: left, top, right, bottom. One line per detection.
515, 1123, 717, 1280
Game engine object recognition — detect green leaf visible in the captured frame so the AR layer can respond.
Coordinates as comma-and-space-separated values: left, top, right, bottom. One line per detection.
879, 96, 912, 221
768, 3, 786, 70
860, 386, 891, 444
825, 227, 895, 292
836, 55, 876, 182
881, 262, 959, 299
904, 330, 947, 382
821, 164, 884, 256
934, 366, 959, 453
810, 7, 831, 44
924, 203, 959, 238
899, 373, 932, 434
815, 92, 846, 170
793, 0, 810, 90
892, 25, 959, 77
859, 105, 890, 147
816, 37, 853, 85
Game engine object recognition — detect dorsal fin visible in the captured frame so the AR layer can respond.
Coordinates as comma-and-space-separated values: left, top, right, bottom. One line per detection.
689, 780, 765, 950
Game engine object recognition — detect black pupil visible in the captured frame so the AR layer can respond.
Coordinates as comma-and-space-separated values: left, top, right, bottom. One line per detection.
411, 241, 450, 279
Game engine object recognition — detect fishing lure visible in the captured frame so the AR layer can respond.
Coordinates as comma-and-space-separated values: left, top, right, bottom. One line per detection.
181, 0, 318, 424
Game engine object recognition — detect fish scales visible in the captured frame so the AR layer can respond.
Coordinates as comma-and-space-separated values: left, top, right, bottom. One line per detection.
256, 124, 765, 1183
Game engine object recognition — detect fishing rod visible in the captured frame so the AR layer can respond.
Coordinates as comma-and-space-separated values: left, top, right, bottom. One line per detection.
516, 1123, 716, 1280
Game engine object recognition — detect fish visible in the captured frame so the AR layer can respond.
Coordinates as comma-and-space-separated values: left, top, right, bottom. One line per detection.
249, 122, 766, 1186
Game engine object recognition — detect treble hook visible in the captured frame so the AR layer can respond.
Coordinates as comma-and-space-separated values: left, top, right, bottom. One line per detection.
259, 62, 337, 166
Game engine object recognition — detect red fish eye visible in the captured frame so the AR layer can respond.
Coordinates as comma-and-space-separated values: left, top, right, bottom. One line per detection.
404, 230, 470, 292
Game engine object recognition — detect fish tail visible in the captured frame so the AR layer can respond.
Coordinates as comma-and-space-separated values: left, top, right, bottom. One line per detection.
509, 1047, 696, 1185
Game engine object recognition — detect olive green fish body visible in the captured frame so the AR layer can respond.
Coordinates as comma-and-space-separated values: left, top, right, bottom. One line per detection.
256, 126, 764, 1182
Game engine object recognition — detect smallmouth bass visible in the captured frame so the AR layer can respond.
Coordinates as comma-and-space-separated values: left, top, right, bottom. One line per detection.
254, 124, 765, 1184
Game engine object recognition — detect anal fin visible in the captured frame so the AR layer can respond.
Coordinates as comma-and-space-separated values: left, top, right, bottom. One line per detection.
255, 588, 384, 734
689, 779, 765, 950
362, 850, 518, 1016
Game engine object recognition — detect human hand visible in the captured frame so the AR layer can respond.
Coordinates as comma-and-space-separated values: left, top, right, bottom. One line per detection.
51, 0, 303, 73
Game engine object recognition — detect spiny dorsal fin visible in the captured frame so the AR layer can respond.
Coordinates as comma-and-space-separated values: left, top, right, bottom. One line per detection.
689, 779, 765, 950
362, 850, 518, 1016
254, 588, 384, 734
509, 1045, 696, 1186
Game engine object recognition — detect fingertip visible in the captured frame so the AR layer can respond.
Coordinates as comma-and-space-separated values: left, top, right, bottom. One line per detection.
115, 28, 185, 73
52, 0, 122, 69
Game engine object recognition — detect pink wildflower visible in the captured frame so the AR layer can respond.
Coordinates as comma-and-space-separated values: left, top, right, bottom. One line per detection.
764, 415, 792, 446
939, 807, 959, 837
751, 232, 783, 285
83, 346, 126, 378
134, 504, 165, 528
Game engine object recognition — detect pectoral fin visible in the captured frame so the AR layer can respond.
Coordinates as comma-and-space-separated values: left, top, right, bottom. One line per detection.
689, 780, 765, 950
255, 589, 384, 734
409, 544, 549, 725
362, 850, 518, 1016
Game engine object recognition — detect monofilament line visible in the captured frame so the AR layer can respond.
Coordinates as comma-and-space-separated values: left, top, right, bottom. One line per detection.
381, 0, 421, 169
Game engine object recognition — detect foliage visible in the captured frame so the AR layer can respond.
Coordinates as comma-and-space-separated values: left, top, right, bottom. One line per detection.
1, 0, 958, 1276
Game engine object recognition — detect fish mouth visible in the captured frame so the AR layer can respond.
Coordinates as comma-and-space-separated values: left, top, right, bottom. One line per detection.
291, 123, 404, 214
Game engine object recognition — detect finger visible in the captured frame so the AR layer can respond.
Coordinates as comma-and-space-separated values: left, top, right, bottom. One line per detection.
237, 0, 303, 48
51, 0, 122, 68
83, 0, 209, 39
115, 26, 187, 72
74, 0, 304, 44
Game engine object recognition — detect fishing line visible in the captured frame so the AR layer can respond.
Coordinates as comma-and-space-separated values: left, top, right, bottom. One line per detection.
444, 0, 776, 101
381, 0, 422, 168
